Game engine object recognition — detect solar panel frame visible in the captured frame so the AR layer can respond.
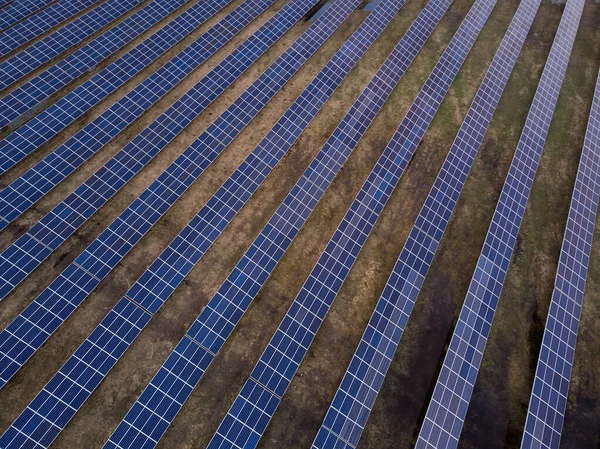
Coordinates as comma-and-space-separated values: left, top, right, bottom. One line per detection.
0, 0, 325, 389
0, 0, 57, 31
415, 0, 586, 447
520, 68, 600, 449
207, 0, 502, 447
0, 5, 362, 447
0, 0, 206, 127
0, 0, 108, 58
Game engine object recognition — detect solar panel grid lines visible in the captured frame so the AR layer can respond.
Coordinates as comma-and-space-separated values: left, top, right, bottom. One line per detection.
311, 1, 543, 447
0, 0, 104, 58
0, 0, 267, 224
415, 0, 586, 447
520, 69, 600, 449
0, 0, 314, 305
0, 0, 199, 128
0, 0, 57, 31
0, 2, 364, 447
207, 0, 504, 446
101, 0, 456, 443
0, 0, 326, 389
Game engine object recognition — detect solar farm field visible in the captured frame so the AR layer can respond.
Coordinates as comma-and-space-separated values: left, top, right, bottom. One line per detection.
0, 0, 598, 448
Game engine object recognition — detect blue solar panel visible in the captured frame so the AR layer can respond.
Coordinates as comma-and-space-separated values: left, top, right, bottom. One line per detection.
520, 68, 600, 449
0, 0, 106, 58
0, 3, 360, 447
0, 0, 315, 303
311, 2, 542, 448
0, 0, 251, 213
102, 0, 451, 444
207, 0, 500, 447
414, 1, 585, 448
0, 0, 203, 128
0, 0, 56, 31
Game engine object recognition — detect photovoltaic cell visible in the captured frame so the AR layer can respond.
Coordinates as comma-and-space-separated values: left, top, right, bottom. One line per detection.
0, 0, 252, 219
208, 0, 500, 447
0, 0, 57, 31
0, 0, 111, 58
520, 69, 600, 449
0, 3, 360, 448
0, 0, 315, 303
0, 0, 326, 389
0, 0, 201, 128
415, 1, 585, 448
102, 0, 453, 444
311, 2, 542, 448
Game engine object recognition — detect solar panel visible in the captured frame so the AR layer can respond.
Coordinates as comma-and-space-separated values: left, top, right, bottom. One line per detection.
0, 0, 327, 388
0, 4, 360, 447
311, 2, 542, 448
207, 0, 501, 447
0, 0, 56, 31
0, 0, 107, 58
0, 0, 317, 303
102, 0, 455, 445
520, 69, 600, 449
414, 1, 585, 448
0, 0, 237, 172
0, 0, 207, 128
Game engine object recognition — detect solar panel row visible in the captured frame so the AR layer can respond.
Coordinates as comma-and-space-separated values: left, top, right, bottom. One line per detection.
103, 0, 454, 445
0, 0, 13, 9
0, 0, 317, 304
0, 0, 267, 228
0, 0, 104, 58
520, 68, 600, 449
0, 0, 56, 31
415, 0, 585, 447
0, 3, 361, 447
311, 2, 542, 448
208, 0, 500, 447
0, 0, 196, 126
0, 0, 323, 388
